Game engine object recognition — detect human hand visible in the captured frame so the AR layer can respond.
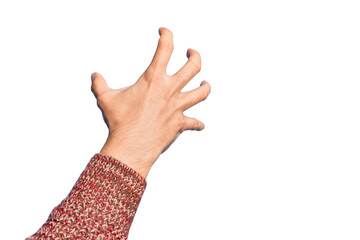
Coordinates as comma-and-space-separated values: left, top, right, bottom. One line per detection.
91, 27, 211, 178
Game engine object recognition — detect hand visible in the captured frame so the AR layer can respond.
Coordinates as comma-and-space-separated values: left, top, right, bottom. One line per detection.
91, 27, 211, 178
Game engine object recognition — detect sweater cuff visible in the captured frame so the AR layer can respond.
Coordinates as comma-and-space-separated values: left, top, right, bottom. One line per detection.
26, 153, 147, 240
94, 152, 147, 188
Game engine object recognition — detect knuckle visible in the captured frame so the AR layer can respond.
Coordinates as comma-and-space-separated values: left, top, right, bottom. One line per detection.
201, 86, 211, 100
207, 83, 211, 93
194, 62, 201, 73
194, 119, 202, 130
161, 38, 174, 51
194, 93, 203, 103
96, 92, 108, 106
96, 95, 104, 105
193, 89, 207, 103
200, 91, 208, 101
191, 55, 201, 72
145, 66, 162, 79
91, 83, 97, 94
191, 119, 200, 130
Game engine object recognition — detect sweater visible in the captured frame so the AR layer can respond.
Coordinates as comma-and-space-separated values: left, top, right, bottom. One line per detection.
25, 153, 147, 240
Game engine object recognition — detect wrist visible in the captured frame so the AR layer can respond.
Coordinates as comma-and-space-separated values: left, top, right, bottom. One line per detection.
100, 132, 158, 179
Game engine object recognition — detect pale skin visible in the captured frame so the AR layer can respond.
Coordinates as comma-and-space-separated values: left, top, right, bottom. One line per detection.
91, 27, 211, 179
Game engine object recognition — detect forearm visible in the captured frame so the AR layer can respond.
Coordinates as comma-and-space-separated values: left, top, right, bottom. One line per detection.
26, 152, 147, 239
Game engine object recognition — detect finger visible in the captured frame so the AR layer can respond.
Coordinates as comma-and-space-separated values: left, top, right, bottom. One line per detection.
182, 115, 205, 132
172, 48, 201, 91
148, 27, 174, 74
179, 80, 211, 110
91, 72, 110, 97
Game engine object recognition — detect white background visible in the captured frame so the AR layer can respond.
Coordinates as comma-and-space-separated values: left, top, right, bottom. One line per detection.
0, 1, 359, 239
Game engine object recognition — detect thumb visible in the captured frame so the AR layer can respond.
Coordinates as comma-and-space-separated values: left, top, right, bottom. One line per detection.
91, 72, 110, 97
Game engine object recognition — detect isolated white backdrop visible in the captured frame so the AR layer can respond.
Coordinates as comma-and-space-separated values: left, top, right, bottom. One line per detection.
0, 0, 359, 239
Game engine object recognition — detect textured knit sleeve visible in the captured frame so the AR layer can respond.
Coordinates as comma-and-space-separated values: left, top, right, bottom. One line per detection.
25, 152, 147, 240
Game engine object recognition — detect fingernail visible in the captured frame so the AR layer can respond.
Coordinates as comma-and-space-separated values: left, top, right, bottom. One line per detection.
91, 73, 96, 82
186, 48, 191, 58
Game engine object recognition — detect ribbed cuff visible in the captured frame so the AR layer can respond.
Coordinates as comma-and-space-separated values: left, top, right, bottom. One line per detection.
26, 153, 147, 240
93, 152, 147, 189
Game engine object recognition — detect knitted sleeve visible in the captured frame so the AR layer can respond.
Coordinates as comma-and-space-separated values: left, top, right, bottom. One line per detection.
25, 152, 147, 240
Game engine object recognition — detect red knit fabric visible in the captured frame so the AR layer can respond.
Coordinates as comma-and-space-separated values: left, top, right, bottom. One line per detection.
26, 153, 147, 240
